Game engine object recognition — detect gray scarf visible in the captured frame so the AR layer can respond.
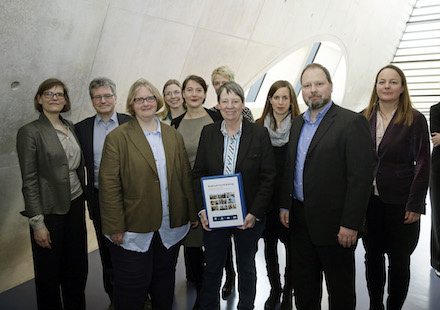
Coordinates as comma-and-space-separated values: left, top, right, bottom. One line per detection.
264, 113, 292, 147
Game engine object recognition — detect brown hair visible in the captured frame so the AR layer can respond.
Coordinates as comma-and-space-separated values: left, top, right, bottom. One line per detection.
126, 79, 164, 116
300, 63, 332, 84
34, 78, 71, 113
363, 64, 413, 125
256, 80, 300, 130
182, 75, 208, 104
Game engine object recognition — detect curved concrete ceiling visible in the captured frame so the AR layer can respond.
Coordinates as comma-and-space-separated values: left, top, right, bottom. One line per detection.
0, 0, 415, 291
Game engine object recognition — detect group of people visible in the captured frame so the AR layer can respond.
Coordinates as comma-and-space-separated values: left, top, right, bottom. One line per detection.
16, 62, 434, 310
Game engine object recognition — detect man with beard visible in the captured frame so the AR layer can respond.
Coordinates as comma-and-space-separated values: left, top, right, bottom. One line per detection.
280, 63, 373, 309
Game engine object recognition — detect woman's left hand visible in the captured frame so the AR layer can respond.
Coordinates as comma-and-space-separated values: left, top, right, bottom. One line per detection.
404, 211, 421, 224
238, 213, 256, 230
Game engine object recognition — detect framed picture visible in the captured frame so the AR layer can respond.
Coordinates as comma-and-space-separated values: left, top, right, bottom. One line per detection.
201, 173, 247, 229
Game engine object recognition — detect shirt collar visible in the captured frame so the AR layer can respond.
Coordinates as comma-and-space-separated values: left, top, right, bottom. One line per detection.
220, 120, 243, 139
149, 117, 162, 134
95, 111, 118, 124
303, 101, 333, 124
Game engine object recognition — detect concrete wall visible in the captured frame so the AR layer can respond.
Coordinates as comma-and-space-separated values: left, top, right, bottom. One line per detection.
0, 0, 415, 292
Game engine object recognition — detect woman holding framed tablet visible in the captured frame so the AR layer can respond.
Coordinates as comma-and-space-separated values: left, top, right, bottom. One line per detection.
193, 81, 276, 310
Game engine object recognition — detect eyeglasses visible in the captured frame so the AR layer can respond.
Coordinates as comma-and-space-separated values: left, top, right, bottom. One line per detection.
42, 91, 65, 100
165, 90, 181, 97
133, 96, 156, 104
92, 94, 114, 101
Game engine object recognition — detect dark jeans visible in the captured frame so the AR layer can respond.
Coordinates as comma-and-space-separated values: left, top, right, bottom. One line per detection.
89, 188, 114, 302
362, 195, 420, 310
290, 199, 356, 310
200, 220, 265, 310
31, 194, 88, 310
107, 232, 181, 310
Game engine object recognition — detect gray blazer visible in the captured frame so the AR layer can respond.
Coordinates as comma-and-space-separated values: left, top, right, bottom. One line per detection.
17, 113, 85, 218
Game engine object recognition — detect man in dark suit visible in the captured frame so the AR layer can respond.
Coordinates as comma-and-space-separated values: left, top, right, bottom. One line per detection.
75, 77, 131, 308
280, 63, 373, 309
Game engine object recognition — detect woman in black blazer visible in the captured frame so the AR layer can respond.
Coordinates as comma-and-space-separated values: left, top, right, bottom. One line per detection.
362, 65, 430, 310
16, 79, 87, 310
255, 80, 300, 310
193, 82, 276, 310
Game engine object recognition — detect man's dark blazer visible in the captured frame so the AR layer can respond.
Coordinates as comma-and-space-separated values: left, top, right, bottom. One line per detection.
74, 113, 131, 215
280, 103, 374, 246
368, 108, 430, 214
192, 119, 276, 220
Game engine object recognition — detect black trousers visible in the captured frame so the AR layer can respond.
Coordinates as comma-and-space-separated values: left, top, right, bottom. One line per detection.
89, 188, 114, 302
200, 220, 265, 310
431, 170, 440, 271
31, 194, 88, 310
262, 208, 291, 292
107, 232, 181, 310
289, 199, 356, 310
362, 195, 420, 310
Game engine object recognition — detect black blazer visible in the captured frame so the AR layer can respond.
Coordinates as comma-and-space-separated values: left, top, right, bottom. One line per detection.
171, 108, 222, 129
431, 103, 440, 172
74, 113, 132, 202
17, 113, 85, 217
280, 103, 374, 246
192, 119, 276, 219
368, 108, 430, 214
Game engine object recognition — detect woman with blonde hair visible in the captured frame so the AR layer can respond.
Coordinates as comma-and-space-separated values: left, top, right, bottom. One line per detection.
256, 80, 300, 310
99, 78, 197, 310
157, 79, 186, 124
362, 65, 430, 309
210, 65, 254, 123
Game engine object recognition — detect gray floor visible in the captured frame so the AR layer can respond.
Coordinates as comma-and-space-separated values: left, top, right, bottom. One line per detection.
1, 203, 440, 309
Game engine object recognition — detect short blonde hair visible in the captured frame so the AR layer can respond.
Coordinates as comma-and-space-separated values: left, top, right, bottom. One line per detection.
126, 79, 164, 116
211, 65, 235, 84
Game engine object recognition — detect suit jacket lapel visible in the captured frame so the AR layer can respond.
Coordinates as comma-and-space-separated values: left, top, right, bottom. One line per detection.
290, 116, 304, 151
126, 120, 158, 175
368, 107, 397, 151
38, 113, 64, 153
236, 120, 252, 170
161, 123, 175, 182
86, 116, 95, 160
378, 112, 397, 149
212, 122, 224, 168
307, 104, 337, 155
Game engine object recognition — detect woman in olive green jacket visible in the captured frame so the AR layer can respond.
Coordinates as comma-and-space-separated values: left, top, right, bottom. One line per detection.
99, 78, 197, 310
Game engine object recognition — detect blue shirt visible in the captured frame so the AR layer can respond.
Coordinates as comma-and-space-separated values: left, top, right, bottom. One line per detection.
93, 112, 119, 188
109, 118, 190, 252
293, 102, 333, 202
